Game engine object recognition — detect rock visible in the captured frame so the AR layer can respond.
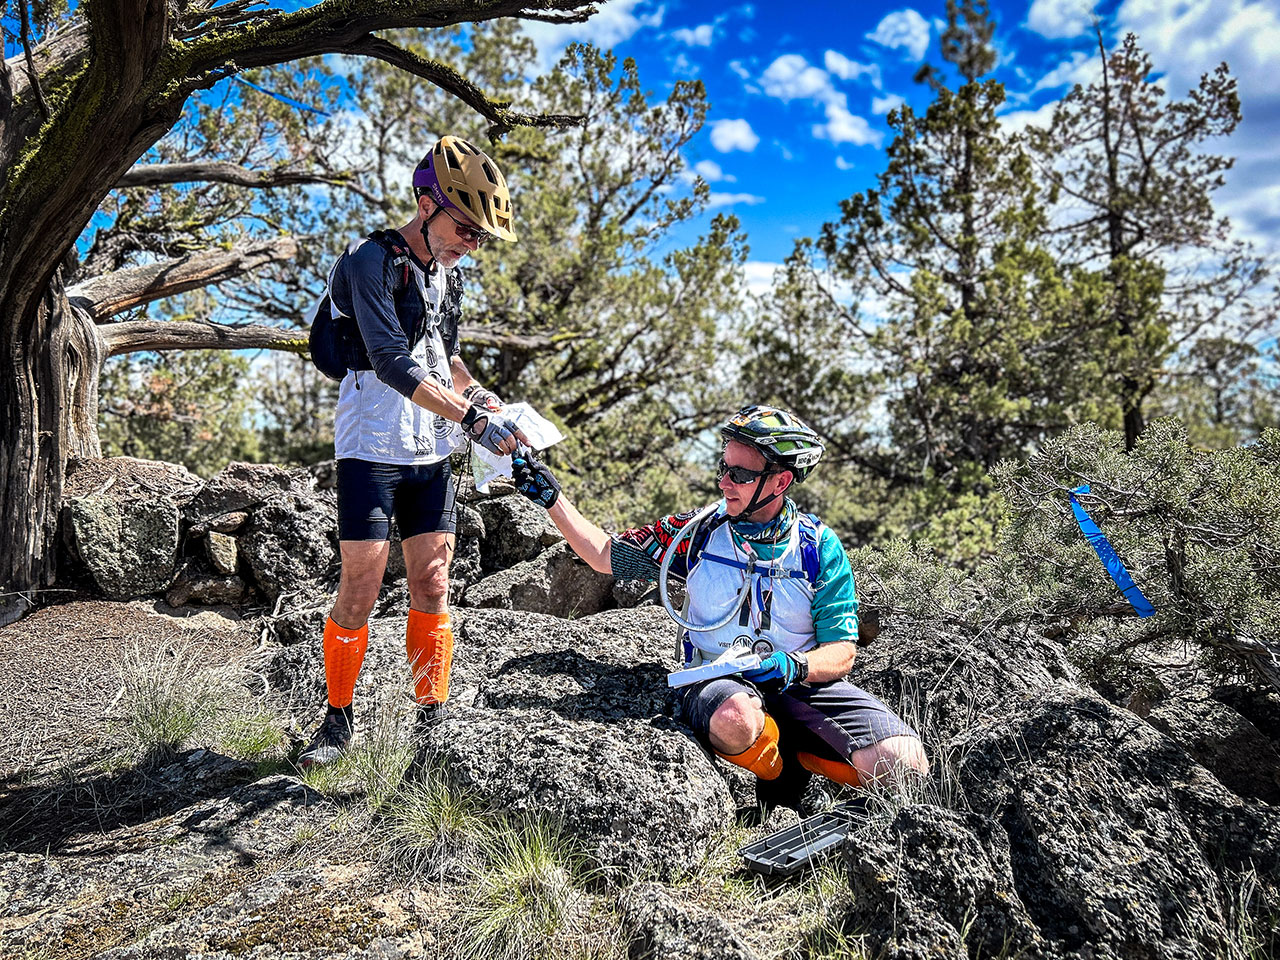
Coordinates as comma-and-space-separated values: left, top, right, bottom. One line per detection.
620, 882, 758, 959
63, 455, 202, 503
613, 579, 658, 608
185, 462, 312, 531
59, 457, 204, 600
385, 525, 407, 583
451, 535, 483, 592
238, 493, 338, 602
465, 542, 616, 617
419, 607, 735, 881
63, 496, 180, 599
475, 495, 558, 571
854, 617, 1078, 741
842, 805, 1044, 960
199, 510, 249, 536
165, 570, 249, 607
309, 458, 337, 490
1148, 692, 1280, 805
205, 531, 239, 576
458, 503, 484, 540
952, 685, 1280, 959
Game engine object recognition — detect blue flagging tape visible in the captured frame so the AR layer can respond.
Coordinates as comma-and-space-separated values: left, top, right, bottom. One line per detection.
1068, 484, 1156, 618
233, 76, 330, 117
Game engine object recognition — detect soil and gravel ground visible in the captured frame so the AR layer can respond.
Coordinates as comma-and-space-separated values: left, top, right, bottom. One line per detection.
1, 599, 259, 778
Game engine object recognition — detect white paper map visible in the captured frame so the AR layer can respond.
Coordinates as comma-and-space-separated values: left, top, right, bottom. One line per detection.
470, 402, 565, 492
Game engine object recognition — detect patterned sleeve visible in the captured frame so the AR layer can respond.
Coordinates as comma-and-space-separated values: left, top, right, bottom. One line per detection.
609, 508, 702, 582
811, 526, 860, 645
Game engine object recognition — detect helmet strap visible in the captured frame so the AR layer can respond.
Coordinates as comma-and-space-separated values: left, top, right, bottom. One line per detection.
418, 203, 446, 273
737, 475, 783, 522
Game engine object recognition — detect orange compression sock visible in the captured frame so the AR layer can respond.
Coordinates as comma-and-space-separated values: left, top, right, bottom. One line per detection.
405, 609, 454, 705
716, 713, 784, 781
323, 617, 369, 709
797, 750, 863, 787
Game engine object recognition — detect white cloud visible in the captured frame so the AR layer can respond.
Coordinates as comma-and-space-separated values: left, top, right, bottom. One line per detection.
693, 159, 735, 183
670, 52, 697, 77
835, 156, 855, 170
710, 118, 760, 152
1032, 50, 1101, 91
707, 192, 766, 209
998, 99, 1059, 135
815, 104, 882, 147
1026, 0, 1096, 40
673, 23, 715, 46
761, 54, 832, 101
1113, 0, 1280, 251
522, 0, 665, 71
743, 260, 784, 297
728, 60, 751, 80
824, 50, 882, 89
872, 93, 906, 115
866, 9, 931, 61
759, 54, 882, 147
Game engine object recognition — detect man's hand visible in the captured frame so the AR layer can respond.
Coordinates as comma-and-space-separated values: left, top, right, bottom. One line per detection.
742, 651, 806, 692
461, 404, 523, 456
463, 384, 503, 413
512, 450, 561, 509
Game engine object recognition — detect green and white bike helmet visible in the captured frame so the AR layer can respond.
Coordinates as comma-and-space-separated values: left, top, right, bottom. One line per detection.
720, 405, 825, 482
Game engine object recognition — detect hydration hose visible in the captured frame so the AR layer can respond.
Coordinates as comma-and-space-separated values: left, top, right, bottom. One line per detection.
658, 501, 754, 633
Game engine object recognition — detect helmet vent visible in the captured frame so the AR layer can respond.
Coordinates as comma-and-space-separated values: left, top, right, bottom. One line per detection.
444, 145, 463, 170
481, 160, 498, 185
479, 191, 493, 222
457, 191, 475, 212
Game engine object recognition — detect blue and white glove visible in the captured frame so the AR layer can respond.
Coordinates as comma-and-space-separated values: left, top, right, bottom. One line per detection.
742, 651, 806, 692
512, 450, 561, 509
461, 404, 520, 456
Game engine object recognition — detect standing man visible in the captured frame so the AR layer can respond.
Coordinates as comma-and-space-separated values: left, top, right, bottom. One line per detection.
300, 136, 525, 768
511, 406, 928, 813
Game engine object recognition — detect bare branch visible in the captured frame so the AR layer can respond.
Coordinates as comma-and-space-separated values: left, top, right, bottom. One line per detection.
68, 238, 299, 321
99, 319, 309, 358
343, 35, 584, 138
18, 2, 50, 120
120, 162, 335, 190
97, 316, 554, 360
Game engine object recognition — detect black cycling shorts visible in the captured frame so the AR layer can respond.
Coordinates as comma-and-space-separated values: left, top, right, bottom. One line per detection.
677, 672, 918, 761
336, 458, 458, 541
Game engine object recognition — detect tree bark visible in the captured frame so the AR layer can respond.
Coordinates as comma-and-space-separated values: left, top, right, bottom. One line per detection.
68, 238, 300, 321
0, 267, 101, 622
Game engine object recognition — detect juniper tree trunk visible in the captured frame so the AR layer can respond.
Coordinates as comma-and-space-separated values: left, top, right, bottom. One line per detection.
0, 267, 103, 617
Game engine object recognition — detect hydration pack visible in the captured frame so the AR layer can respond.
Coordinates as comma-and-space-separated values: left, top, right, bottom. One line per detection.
307, 230, 463, 381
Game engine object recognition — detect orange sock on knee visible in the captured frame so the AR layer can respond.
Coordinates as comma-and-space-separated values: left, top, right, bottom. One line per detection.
323, 617, 369, 709
797, 750, 863, 787
406, 609, 454, 705
716, 714, 784, 781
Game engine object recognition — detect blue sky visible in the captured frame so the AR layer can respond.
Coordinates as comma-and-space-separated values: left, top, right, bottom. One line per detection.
521, 0, 1280, 292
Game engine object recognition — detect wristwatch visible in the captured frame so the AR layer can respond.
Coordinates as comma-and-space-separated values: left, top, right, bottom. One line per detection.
790, 651, 810, 684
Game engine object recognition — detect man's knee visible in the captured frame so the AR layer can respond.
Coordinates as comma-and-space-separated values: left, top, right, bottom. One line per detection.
707, 692, 765, 755
407, 562, 450, 604
851, 735, 930, 783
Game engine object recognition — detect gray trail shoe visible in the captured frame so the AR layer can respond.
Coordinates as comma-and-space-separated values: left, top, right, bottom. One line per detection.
299, 711, 354, 769
415, 702, 449, 731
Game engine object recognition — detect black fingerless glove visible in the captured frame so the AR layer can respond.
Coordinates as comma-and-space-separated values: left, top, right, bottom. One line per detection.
511, 450, 561, 509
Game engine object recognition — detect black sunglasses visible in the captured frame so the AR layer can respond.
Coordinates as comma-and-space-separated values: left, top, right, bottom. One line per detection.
440, 206, 492, 245
717, 458, 775, 485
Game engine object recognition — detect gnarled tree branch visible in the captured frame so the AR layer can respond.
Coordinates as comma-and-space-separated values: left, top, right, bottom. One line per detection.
343, 35, 585, 138
99, 319, 309, 357
68, 237, 299, 321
